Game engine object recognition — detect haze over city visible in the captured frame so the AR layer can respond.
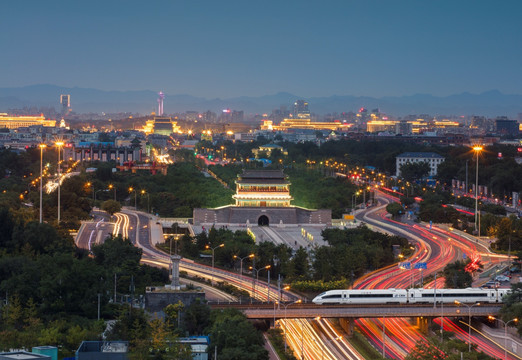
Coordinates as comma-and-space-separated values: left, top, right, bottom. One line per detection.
2, 0, 522, 99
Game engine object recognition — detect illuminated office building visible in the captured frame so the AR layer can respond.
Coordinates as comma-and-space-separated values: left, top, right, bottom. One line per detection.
293, 100, 310, 118
60, 94, 70, 115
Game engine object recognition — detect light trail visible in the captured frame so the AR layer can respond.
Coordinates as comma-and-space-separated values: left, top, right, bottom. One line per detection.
112, 212, 130, 239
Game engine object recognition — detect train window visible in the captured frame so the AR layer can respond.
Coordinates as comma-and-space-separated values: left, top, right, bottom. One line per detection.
351, 294, 394, 298
323, 294, 342, 299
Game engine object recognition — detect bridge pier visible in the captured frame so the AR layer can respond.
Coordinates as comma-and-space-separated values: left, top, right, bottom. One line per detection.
415, 316, 429, 334
339, 318, 354, 337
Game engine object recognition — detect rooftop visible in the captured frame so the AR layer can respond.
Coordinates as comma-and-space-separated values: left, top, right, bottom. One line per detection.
239, 170, 286, 179
0, 352, 50, 359
396, 152, 444, 159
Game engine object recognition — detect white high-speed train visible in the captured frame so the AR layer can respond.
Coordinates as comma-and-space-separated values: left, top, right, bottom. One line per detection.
312, 288, 510, 305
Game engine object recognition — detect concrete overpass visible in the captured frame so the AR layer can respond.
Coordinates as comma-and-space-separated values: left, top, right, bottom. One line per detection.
210, 302, 502, 319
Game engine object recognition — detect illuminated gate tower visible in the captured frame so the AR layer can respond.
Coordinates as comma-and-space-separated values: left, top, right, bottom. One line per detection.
193, 169, 331, 227
233, 170, 292, 208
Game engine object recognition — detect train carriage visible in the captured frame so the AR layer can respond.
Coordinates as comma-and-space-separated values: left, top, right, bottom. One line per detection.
312, 288, 510, 305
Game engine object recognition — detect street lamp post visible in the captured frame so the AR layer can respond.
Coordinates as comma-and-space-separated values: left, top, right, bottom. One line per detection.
94, 189, 104, 203
207, 244, 224, 285
250, 265, 271, 301
233, 254, 254, 276
108, 184, 116, 201
488, 316, 518, 360
282, 300, 302, 352
141, 190, 150, 213
55, 141, 64, 223
473, 146, 483, 236
39, 144, 46, 223
351, 191, 360, 214
128, 187, 137, 209
455, 301, 480, 352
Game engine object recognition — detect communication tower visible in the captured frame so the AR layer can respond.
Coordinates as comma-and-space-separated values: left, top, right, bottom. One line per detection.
157, 91, 165, 116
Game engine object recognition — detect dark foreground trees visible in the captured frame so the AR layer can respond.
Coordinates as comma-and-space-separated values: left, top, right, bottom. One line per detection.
0, 206, 168, 356
443, 261, 473, 288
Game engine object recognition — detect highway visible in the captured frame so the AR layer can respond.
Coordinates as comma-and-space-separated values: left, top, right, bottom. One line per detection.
280, 189, 514, 360
76, 208, 298, 303
350, 191, 515, 359
75, 199, 517, 359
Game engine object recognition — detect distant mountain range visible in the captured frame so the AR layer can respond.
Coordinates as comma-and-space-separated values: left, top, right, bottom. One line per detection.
0, 84, 521, 117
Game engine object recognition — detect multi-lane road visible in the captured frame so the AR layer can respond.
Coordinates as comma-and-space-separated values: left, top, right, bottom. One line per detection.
76, 197, 517, 359
352, 191, 515, 359
282, 190, 515, 359
76, 208, 297, 303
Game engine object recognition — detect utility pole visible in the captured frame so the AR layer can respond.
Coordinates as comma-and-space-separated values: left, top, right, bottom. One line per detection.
98, 293, 101, 320
465, 160, 468, 195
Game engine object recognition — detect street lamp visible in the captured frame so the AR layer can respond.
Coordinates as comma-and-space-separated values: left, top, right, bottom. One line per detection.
455, 301, 480, 352
250, 265, 270, 301
39, 144, 46, 224
472, 146, 483, 236
94, 189, 104, 203
488, 316, 518, 360
141, 190, 150, 213
351, 191, 360, 214
128, 187, 137, 209
233, 254, 254, 276
108, 184, 116, 201
55, 141, 64, 224
282, 300, 302, 352
206, 243, 224, 285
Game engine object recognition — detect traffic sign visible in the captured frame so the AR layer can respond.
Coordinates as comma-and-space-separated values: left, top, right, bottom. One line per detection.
399, 262, 411, 270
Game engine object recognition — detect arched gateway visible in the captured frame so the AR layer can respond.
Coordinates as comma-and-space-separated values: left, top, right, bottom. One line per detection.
258, 215, 269, 226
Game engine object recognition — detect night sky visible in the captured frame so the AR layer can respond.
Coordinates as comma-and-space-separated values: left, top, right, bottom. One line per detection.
2, 0, 522, 98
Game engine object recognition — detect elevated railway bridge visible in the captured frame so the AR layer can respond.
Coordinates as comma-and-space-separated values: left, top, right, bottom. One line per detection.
210, 302, 502, 334
210, 302, 501, 319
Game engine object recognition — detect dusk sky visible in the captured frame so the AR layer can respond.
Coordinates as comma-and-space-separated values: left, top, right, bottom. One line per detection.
2, 0, 522, 99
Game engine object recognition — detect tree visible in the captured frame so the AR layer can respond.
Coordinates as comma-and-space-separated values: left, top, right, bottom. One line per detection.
183, 299, 210, 336
386, 202, 404, 217
164, 301, 184, 332
91, 235, 142, 275
101, 200, 121, 216
209, 308, 268, 360
290, 247, 309, 279
500, 283, 522, 335
443, 261, 472, 288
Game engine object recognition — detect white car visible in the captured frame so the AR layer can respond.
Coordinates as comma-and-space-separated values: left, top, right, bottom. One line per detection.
495, 275, 510, 282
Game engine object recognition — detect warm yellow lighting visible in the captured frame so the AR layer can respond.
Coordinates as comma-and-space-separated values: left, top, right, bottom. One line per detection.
473, 146, 483, 152
55, 141, 64, 147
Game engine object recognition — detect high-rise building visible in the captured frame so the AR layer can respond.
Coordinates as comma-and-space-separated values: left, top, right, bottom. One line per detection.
293, 100, 310, 118
495, 117, 520, 136
60, 95, 70, 115
219, 109, 244, 123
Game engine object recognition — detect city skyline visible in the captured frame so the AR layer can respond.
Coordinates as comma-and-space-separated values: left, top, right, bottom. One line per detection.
2, 1, 522, 99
